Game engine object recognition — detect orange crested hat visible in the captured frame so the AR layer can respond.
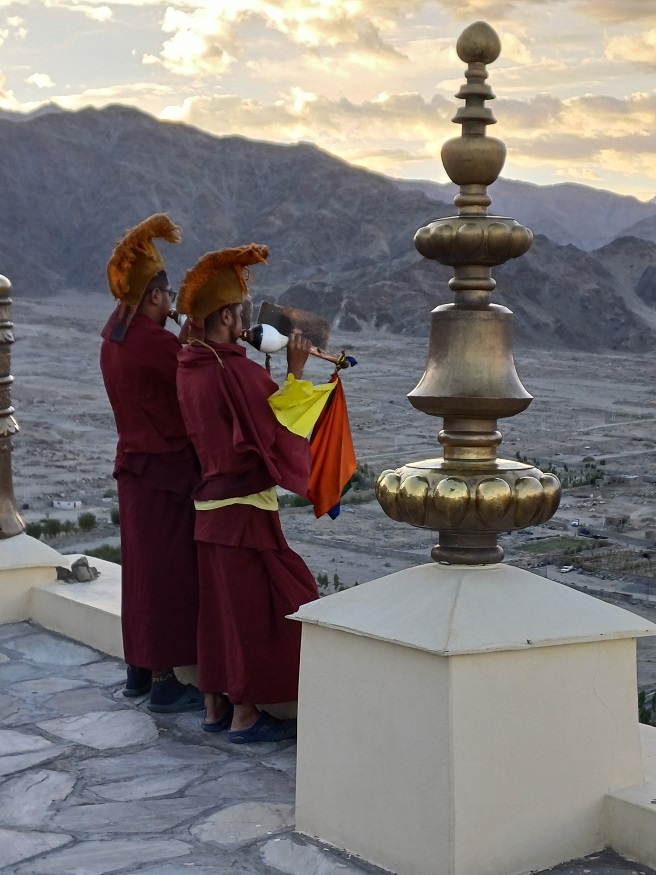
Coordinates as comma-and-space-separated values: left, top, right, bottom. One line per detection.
177, 244, 269, 319
106, 214, 181, 306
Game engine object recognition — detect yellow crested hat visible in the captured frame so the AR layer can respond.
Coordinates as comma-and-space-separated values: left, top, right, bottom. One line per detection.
177, 244, 269, 319
107, 214, 181, 305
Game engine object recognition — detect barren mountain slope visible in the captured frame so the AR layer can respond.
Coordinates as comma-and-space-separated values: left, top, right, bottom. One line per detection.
0, 105, 654, 351
280, 235, 656, 351
593, 236, 656, 331
396, 178, 656, 251
0, 104, 450, 296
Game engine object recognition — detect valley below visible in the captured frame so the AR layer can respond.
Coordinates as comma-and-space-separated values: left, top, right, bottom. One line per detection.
9, 291, 656, 692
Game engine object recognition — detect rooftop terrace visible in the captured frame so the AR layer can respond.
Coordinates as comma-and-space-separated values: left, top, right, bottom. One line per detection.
0, 620, 655, 875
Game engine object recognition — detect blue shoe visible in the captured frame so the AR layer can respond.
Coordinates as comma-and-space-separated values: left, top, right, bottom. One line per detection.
228, 711, 297, 744
202, 703, 234, 733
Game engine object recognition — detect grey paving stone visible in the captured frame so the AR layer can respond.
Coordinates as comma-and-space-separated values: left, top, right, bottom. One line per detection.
0, 827, 72, 869
0, 769, 75, 827
11, 677, 88, 695
110, 686, 148, 704
173, 710, 220, 741
0, 661, 46, 684
260, 747, 297, 776
43, 687, 121, 716
37, 710, 159, 750
79, 661, 125, 686
261, 837, 373, 874
78, 741, 227, 783
190, 801, 295, 847
0, 748, 67, 778
88, 769, 203, 801
0, 729, 54, 756
8, 634, 103, 666
3, 704, 59, 729
53, 798, 217, 835
0, 692, 20, 720
0, 622, 33, 641
536, 849, 656, 874
175, 723, 295, 757
187, 764, 295, 803
135, 867, 246, 875
173, 711, 293, 756
14, 837, 192, 875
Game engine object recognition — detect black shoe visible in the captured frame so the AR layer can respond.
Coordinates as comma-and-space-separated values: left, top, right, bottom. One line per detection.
123, 665, 152, 698
228, 711, 297, 744
147, 672, 205, 713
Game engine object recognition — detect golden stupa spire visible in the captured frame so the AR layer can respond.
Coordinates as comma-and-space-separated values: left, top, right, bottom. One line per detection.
376, 21, 561, 565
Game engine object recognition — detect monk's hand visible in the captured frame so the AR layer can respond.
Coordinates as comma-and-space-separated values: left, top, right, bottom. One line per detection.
287, 330, 312, 380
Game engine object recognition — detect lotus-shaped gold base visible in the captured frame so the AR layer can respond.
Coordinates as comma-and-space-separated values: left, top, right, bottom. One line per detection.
377, 458, 561, 564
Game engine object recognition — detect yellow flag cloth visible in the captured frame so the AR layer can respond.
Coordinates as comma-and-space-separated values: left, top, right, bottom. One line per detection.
195, 486, 278, 512
268, 374, 336, 438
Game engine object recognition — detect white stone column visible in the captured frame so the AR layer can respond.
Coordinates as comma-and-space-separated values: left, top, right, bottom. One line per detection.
293, 564, 656, 875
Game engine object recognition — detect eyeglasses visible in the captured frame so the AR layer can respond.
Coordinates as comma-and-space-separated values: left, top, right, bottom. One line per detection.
155, 288, 177, 303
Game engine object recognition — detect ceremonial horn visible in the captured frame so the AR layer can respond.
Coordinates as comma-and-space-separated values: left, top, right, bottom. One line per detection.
242, 300, 356, 369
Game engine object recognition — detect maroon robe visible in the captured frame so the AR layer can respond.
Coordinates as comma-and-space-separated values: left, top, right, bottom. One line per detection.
100, 313, 199, 669
176, 341, 319, 702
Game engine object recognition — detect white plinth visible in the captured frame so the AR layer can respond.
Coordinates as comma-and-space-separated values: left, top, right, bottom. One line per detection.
0, 534, 63, 622
293, 564, 656, 875
29, 555, 124, 658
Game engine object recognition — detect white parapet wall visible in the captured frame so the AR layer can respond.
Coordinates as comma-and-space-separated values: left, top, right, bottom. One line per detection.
293, 563, 656, 875
605, 724, 656, 871
29, 554, 124, 659
0, 533, 63, 623
0, 545, 196, 690
0, 539, 123, 656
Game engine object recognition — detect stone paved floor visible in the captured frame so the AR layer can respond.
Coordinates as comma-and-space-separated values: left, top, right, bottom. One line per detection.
0, 621, 655, 875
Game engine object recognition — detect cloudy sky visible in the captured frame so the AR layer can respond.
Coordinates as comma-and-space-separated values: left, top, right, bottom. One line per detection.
2, 0, 656, 200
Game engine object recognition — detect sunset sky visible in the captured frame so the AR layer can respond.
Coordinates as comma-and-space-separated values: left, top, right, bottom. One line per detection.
1, 1, 656, 200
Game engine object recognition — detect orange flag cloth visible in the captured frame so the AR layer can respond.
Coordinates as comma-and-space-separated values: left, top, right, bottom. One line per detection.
308, 373, 357, 520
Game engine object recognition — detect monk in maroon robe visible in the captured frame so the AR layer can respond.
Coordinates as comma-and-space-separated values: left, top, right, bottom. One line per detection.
100, 214, 203, 713
176, 244, 319, 743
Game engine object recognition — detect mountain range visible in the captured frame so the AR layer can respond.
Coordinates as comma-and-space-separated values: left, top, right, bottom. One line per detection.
0, 104, 654, 352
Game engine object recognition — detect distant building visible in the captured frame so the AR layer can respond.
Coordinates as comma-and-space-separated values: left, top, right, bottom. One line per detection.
52, 499, 82, 510
607, 474, 643, 486
605, 514, 630, 530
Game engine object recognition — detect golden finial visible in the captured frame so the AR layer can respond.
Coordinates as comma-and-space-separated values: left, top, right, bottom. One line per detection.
376, 23, 560, 565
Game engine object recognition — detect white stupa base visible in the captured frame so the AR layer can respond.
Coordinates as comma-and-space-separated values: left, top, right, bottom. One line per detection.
29, 554, 124, 658
293, 563, 656, 875
0, 533, 63, 622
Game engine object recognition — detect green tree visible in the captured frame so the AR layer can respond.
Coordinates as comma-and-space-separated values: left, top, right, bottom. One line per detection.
25, 522, 43, 539
333, 573, 345, 593
85, 544, 121, 565
42, 518, 61, 538
78, 512, 97, 532
110, 507, 120, 525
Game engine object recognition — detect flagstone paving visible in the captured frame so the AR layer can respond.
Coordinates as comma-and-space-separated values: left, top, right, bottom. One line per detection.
0, 621, 654, 875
